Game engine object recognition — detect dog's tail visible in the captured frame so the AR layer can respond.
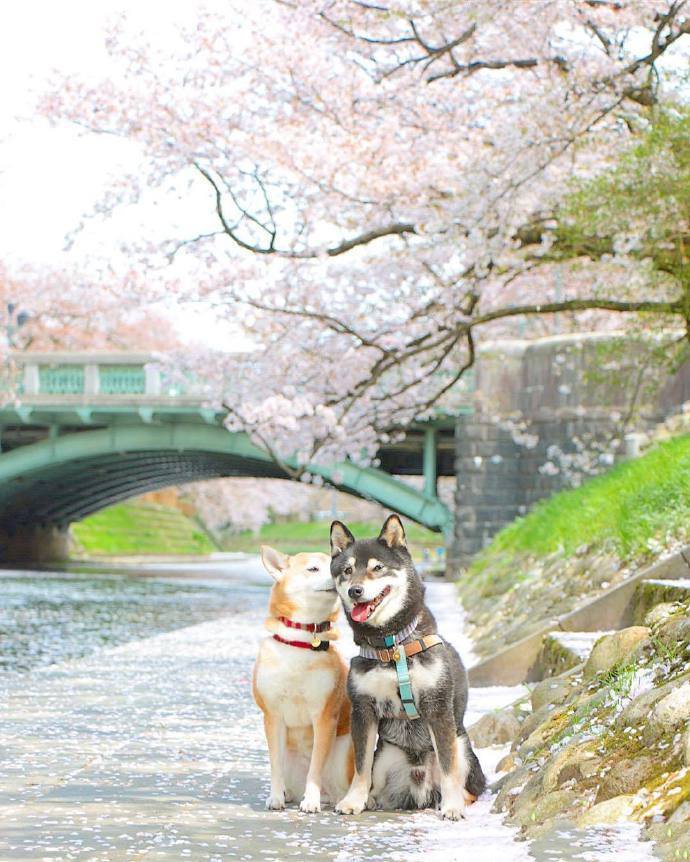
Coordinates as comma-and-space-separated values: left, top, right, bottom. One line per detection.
461, 731, 487, 799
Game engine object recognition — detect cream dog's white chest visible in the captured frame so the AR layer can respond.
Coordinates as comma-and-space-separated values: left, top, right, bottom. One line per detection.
255, 638, 337, 728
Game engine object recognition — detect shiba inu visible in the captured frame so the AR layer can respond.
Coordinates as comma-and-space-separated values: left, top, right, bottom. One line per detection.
252, 546, 353, 812
329, 514, 486, 820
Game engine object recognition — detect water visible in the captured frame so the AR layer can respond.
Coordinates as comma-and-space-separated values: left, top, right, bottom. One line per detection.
0, 561, 657, 861
0, 558, 268, 675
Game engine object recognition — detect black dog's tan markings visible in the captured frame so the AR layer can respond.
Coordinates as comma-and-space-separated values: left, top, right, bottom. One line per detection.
330, 514, 486, 817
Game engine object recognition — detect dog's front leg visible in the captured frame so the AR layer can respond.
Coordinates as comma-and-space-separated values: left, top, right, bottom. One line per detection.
263, 712, 288, 810
300, 710, 338, 813
426, 712, 469, 821
335, 700, 377, 815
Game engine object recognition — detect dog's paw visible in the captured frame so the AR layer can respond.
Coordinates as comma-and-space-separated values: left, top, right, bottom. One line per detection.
266, 793, 286, 810
335, 794, 366, 815
299, 792, 321, 813
440, 803, 466, 821
365, 794, 379, 811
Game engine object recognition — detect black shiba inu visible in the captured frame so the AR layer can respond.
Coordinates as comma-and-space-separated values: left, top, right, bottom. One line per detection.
329, 514, 486, 819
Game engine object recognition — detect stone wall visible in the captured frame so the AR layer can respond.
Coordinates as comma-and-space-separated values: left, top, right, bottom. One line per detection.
0, 525, 70, 564
449, 333, 690, 571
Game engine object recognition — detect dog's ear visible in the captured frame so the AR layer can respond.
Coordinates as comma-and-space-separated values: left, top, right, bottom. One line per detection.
330, 520, 355, 557
378, 514, 407, 550
260, 545, 289, 580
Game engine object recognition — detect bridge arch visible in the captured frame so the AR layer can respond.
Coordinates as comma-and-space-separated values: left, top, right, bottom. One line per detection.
0, 424, 452, 546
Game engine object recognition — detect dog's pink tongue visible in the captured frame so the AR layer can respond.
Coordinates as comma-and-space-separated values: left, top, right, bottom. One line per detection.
351, 602, 371, 623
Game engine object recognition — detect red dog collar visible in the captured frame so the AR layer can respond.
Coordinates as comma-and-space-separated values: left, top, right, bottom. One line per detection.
273, 634, 330, 651
278, 616, 331, 633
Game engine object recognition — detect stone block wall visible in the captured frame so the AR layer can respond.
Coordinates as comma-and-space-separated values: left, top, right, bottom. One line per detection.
448, 333, 690, 573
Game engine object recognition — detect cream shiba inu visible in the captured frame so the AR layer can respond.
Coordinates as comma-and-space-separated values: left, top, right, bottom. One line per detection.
252, 546, 353, 812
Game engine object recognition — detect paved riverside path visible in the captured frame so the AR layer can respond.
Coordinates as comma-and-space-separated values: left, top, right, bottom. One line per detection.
0, 578, 529, 862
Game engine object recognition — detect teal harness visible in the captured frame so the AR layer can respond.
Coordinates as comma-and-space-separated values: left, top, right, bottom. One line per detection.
383, 632, 420, 720
359, 617, 443, 721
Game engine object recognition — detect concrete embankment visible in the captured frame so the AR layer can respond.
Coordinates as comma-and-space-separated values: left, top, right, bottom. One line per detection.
469, 545, 690, 686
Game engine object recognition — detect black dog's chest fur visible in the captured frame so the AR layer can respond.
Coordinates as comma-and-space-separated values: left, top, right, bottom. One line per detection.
349, 645, 450, 754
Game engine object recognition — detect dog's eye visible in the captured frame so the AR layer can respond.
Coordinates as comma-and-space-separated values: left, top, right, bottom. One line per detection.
372, 563, 384, 572
307, 566, 319, 572
344, 566, 353, 576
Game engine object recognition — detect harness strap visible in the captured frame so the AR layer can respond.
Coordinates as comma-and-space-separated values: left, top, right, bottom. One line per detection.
381, 634, 443, 720
360, 635, 443, 663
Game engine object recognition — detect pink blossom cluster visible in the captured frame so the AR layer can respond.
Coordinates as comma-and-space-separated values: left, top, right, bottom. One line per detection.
36, 1, 690, 464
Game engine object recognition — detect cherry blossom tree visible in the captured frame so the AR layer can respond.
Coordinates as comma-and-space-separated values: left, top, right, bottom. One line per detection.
182, 477, 326, 536
0, 262, 182, 358
40, 0, 690, 466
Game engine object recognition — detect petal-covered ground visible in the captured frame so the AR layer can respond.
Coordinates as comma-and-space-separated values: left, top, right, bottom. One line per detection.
0, 565, 655, 861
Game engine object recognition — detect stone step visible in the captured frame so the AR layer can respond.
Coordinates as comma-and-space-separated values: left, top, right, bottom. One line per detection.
631, 578, 690, 625
529, 631, 612, 680
468, 545, 690, 687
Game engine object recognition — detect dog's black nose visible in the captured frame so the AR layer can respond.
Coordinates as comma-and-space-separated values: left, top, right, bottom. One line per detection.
348, 584, 364, 601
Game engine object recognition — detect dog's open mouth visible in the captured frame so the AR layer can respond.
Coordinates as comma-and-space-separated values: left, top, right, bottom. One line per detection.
350, 585, 391, 623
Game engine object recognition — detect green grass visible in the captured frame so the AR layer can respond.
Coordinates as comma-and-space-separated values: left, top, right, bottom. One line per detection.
221, 519, 443, 559
472, 433, 690, 575
72, 501, 218, 556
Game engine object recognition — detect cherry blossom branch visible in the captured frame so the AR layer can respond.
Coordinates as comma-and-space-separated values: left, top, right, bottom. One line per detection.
195, 163, 415, 258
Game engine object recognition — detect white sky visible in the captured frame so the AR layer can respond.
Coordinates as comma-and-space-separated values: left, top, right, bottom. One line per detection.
0, 0, 252, 350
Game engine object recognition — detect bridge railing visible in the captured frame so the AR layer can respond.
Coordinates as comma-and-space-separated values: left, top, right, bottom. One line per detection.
12, 353, 170, 398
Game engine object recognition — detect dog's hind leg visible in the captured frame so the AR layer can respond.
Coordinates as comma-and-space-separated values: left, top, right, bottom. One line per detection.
369, 741, 415, 810
263, 713, 288, 810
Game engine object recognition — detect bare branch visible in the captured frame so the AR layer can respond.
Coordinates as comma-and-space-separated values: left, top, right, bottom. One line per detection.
195, 162, 416, 258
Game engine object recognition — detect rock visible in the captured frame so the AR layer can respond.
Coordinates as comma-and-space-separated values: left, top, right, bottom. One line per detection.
496, 752, 518, 773
583, 627, 650, 679
515, 702, 555, 746
576, 794, 636, 827
493, 764, 532, 813
468, 710, 522, 747
595, 755, 659, 802
644, 602, 683, 629
510, 786, 580, 829
668, 800, 690, 823
530, 675, 577, 712
644, 681, 690, 742
685, 726, 690, 767
540, 743, 599, 793
617, 682, 672, 728
649, 821, 690, 862
654, 616, 690, 650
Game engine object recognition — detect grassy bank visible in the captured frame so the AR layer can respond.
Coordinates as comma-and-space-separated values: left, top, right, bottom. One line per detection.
72, 501, 218, 556
461, 433, 690, 658
221, 519, 442, 559
72, 504, 441, 560
469, 433, 690, 597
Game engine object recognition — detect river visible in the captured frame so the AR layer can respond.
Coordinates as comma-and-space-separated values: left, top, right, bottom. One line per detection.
0, 558, 655, 861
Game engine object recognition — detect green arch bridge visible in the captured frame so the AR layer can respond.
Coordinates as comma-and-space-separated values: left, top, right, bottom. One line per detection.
0, 353, 467, 561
